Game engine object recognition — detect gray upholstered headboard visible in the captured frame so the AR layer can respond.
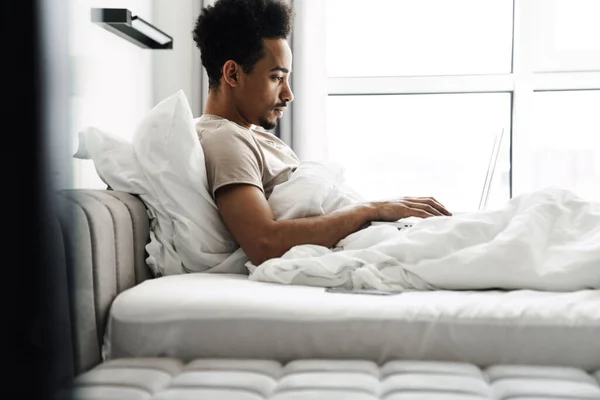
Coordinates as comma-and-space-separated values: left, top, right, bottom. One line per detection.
53, 189, 152, 383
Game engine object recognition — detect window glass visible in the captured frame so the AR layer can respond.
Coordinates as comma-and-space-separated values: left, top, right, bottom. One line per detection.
326, 93, 512, 212
531, 0, 600, 72
326, 0, 514, 77
528, 90, 600, 200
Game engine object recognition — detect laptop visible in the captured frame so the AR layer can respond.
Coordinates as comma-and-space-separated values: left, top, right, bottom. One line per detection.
370, 128, 505, 231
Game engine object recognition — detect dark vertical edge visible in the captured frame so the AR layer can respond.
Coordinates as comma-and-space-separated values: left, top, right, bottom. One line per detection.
3, 0, 52, 397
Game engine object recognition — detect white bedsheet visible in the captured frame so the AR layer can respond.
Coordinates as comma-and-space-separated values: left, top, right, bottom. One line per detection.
104, 274, 600, 369
249, 161, 600, 292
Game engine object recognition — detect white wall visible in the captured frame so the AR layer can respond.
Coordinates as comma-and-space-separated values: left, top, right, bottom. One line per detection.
41, 0, 73, 192
68, 0, 154, 189
290, 0, 328, 161
152, 0, 203, 116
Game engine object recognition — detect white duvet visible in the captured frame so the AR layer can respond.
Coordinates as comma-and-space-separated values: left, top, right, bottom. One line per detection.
248, 161, 600, 292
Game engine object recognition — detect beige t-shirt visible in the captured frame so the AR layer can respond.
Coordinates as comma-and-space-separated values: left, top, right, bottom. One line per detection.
196, 114, 300, 199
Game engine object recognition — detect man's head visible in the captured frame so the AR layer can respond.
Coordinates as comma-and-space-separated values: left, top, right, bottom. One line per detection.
193, 0, 294, 130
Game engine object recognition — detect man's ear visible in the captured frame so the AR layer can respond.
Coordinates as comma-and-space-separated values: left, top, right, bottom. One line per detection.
222, 60, 240, 87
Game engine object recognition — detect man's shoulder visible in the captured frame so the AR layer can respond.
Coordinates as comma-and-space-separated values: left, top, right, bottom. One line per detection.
196, 115, 254, 145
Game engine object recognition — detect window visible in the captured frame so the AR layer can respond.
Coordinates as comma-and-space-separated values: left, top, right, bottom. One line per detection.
326, 0, 513, 77
323, 0, 600, 210
529, 90, 600, 199
531, 0, 600, 72
327, 93, 511, 211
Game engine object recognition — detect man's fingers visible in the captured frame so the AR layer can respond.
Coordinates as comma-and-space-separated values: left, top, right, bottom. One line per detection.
424, 197, 450, 214
403, 201, 443, 216
407, 206, 434, 218
407, 196, 452, 216
426, 197, 452, 216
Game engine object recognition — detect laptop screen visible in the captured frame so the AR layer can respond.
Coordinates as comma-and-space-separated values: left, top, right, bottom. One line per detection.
478, 128, 505, 210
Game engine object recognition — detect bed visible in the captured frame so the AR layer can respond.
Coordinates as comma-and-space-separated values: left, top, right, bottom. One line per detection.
55, 188, 600, 399
104, 273, 600, 370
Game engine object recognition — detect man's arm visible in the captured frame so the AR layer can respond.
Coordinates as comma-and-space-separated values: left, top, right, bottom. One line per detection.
215, 184, 451, 266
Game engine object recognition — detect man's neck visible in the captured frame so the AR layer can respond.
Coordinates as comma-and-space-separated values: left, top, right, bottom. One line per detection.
204, 91, 252, 129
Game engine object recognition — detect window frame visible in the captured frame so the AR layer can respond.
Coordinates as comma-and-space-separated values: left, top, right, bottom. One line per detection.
325, 0, 600, 198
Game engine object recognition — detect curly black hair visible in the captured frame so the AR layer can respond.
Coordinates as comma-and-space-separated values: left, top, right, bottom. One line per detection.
192, 0, 294, 89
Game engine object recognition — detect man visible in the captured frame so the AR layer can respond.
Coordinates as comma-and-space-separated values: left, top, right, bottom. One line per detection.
192, 0, 451, 266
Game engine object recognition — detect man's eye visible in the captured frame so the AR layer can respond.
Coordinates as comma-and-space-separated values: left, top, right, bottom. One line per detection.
272, 76, 284, 82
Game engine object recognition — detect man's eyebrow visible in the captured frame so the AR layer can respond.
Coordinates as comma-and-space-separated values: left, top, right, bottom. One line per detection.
270, 66, 290, 73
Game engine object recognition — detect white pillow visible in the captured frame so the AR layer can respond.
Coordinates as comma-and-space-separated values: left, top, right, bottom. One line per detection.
73, 127, 146, 194
73, 126, 184, 277
74, 90, 249, 276
131, 90, 248, 275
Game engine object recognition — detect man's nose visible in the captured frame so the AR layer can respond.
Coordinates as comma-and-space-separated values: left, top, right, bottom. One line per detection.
281, 82, 294, 103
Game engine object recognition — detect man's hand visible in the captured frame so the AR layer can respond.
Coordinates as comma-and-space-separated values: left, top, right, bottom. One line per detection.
371, 196, 452, 221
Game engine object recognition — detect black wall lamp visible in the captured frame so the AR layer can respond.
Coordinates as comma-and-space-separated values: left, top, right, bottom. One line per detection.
91, 8, 173, 49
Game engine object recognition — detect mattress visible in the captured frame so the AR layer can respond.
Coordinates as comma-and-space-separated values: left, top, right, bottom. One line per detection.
58, 357, 600, 399
104, 273, 600, 370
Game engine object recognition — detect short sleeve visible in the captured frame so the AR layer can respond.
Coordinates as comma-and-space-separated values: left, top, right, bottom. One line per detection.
200, 128, 264, 198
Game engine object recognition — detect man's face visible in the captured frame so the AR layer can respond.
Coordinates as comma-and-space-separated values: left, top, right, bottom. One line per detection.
234, 38, 294, 130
